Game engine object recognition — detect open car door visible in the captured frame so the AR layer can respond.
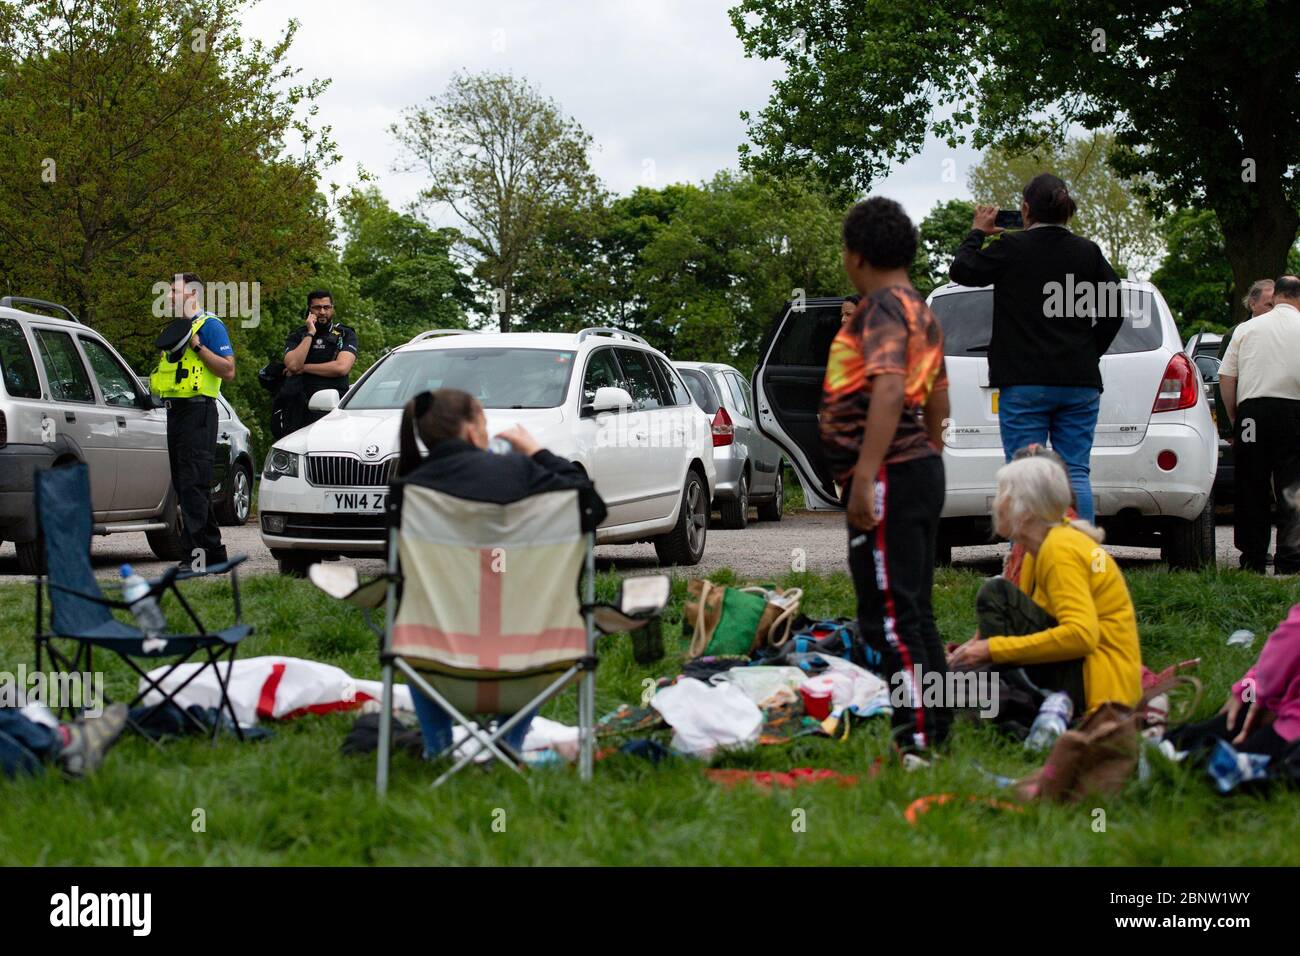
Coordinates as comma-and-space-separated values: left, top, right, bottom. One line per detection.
751, 297, 844, 510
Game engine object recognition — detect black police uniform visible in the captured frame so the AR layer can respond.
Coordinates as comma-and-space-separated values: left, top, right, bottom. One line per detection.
283, 321, 359, 423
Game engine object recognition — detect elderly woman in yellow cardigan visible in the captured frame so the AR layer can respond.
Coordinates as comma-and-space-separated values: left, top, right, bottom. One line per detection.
948, 456, 1143, 717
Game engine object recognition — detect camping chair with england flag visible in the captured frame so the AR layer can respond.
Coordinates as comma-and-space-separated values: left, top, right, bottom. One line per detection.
310, 478, 669, 793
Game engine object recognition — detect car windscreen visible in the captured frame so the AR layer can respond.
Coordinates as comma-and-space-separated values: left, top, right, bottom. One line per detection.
929, 288, 1163, 356
344, 347, 577, 410
678, 368, 720, 413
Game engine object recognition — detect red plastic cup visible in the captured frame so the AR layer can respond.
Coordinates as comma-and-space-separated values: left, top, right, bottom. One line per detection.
800, 684, 833, 720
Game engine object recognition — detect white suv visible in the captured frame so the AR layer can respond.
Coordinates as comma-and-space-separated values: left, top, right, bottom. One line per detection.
258, 327, 716, 574
752, 285, 1217, 569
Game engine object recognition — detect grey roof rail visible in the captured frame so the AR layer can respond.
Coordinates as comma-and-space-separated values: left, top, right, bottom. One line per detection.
0, 296, 80, 324
406, 328, 480, 345
576, 326, 648, 345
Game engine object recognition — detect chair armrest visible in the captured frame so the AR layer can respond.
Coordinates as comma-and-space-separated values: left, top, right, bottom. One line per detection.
587, 603, 661, 636
308, 563, 396, 609
145, 566, 181, 598
174, 553, 248, 581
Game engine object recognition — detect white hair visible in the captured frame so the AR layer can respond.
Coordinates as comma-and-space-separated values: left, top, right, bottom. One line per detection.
1244, 278, 1274, 310
994, 456, 1104, 544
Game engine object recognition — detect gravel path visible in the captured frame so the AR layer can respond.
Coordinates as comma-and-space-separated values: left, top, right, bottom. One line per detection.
0, 511, 1264, 582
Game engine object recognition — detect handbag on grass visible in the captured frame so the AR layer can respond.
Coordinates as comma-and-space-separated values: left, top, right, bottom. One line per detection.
740, 585, 803, 649
684, 580, 805, 658
1015, 675, 1201, 803
682, 580, 762, 657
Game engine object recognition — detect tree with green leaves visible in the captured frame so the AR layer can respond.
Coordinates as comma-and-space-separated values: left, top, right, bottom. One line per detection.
1150, 208, 1234, 337
911, 198, 976, 297
1152, 208, 1300, 337
339, 186, 470, 348
632, 171, 847, 371
968, 132, 1159, 274
730, 0, 1300, 322
0, 0, 335, 359
391, 71, 602, 333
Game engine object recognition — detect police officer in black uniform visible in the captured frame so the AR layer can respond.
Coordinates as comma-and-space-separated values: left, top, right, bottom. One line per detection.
283, 289, 358, 424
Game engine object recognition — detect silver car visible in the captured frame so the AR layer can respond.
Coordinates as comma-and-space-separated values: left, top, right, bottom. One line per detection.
0, 296, 253, 572
674, 361, 784, 528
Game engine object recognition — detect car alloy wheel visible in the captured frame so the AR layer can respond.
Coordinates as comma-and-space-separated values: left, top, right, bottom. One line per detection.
686, 476, 706, 557
232, 467, 251, 523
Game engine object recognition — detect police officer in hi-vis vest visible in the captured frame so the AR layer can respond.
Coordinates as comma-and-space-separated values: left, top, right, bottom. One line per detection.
150, 273, 236, 568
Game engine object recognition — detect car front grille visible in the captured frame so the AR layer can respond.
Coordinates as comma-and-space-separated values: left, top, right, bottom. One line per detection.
306, 454, 395, 487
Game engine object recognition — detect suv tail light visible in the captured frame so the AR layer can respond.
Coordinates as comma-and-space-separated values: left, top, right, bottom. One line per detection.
1152, 352, 1199, 413
711, 406, 734, 446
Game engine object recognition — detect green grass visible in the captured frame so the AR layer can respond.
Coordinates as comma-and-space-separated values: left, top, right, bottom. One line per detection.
1, 566, 1298, 865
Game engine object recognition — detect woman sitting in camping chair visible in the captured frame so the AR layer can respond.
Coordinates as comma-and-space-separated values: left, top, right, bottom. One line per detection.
947, 455, 1143, 719
393, 388, 607, 760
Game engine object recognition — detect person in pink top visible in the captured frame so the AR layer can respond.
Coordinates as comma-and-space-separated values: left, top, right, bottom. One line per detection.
1168, 603, 1300, 758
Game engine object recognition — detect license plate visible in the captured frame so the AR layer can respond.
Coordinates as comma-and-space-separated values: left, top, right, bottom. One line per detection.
990, 389, 999, 415
326, 491, 386, 513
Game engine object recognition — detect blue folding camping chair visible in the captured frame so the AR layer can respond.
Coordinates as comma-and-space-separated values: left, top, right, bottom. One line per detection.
31, 463, 252, 741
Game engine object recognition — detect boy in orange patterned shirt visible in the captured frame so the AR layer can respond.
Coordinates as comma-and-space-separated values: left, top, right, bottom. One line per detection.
821, 197, 951, 759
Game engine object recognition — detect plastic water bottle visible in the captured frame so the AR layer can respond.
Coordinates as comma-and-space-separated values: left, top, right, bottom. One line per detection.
487, 437, 512, 455
121, 564, 166, 638
1025, 691, 1074, 751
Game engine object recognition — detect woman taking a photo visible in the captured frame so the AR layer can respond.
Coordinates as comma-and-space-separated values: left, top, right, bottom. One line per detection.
949, 173, 1122, 523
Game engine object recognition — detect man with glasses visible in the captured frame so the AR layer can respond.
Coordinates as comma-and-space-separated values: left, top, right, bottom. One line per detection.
283, 290, 359, 426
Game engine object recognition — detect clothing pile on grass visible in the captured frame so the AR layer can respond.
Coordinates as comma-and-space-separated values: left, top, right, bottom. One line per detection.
593, 580, 893, 761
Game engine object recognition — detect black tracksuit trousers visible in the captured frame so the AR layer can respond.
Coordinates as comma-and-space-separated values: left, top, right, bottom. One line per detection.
846, 454, 950, 754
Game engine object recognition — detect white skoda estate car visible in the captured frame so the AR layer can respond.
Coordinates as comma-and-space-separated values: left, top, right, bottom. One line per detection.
258, 327, 715, 574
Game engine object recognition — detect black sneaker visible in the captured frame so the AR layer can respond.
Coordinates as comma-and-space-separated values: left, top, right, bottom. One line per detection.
60, 703, 129, 777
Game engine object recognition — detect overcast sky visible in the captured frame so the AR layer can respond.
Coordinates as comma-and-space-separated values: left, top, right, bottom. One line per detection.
241, 0, 982, 225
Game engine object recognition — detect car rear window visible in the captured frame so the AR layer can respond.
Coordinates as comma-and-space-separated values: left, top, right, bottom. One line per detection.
345, 347, 576, 410
0, 318, 41, 399
678, 368, 720, 413
929, 288, 1163, 356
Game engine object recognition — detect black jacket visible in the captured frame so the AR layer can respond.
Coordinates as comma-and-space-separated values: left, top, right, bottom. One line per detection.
394, 438, 607, 532
949, 225, 1122, 389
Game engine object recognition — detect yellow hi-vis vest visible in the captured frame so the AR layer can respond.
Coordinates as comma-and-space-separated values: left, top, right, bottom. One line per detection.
151, 314, 222, 399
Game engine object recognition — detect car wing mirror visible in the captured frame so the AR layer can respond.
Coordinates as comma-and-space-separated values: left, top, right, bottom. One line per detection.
307, 389, 340, 412
589, 386, 633, 414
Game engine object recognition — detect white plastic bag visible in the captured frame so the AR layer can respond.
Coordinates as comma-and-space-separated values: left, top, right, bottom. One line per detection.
650, 678, 763, 757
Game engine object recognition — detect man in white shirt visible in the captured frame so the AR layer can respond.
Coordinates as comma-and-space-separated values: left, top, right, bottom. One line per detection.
1219, 274, 1300, 573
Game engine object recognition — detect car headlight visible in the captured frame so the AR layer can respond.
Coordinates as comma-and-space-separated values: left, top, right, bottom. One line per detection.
263, 449, 300, 480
